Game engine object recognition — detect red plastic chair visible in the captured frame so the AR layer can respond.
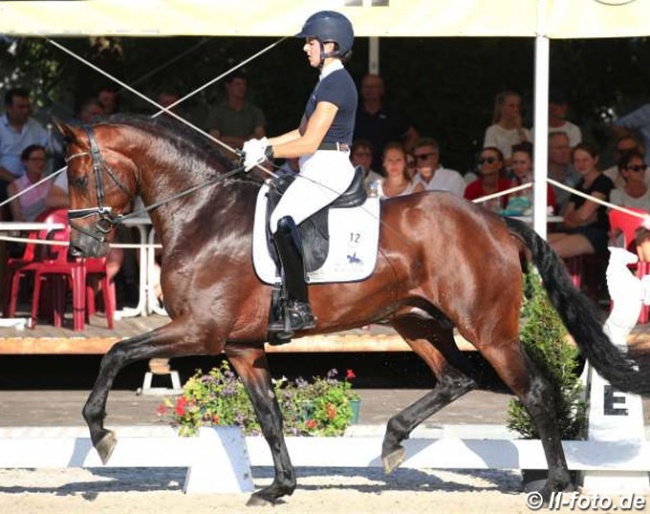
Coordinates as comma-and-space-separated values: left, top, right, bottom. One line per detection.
3, 210, 67, 319
27, 209, 115, 331
608, 207, 650, 323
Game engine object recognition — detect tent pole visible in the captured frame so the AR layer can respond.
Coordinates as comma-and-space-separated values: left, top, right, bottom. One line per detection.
533, 6, 550, 239
369, 36, 379, 74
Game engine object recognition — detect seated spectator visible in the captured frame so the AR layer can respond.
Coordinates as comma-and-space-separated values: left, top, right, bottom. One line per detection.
531, 87, 582, 148
547, 131, 581, 213
483, 90, 531, 168
612, 102, 650, 166
602, 134, 646, 188
610, 150, 650, 211
464, 147, 511, 212
548, 142, 614, 258
350, 139, 382, 192
7, 144, 51, 222
507, 142, 556, 214
373, 142, 424, 198
97, 86, 120, 115
354, 73, 419, 172
411, 137, 465, 196
609, 150, 650, 261
208, 71, 266, 160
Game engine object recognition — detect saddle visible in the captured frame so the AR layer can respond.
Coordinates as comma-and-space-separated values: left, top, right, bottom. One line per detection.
265, 166, 367, 272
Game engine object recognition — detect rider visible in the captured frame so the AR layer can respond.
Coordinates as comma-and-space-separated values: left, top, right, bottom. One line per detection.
242, 10, 357, 340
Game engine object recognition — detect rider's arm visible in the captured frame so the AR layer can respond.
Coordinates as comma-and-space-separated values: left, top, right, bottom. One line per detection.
269, 102, 338, 159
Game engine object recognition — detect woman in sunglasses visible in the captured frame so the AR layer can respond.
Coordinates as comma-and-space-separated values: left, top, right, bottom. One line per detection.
7, 144, 51, 222
610, 150, 650, 261
548, 142, 614, 258
464, 147, 511, 212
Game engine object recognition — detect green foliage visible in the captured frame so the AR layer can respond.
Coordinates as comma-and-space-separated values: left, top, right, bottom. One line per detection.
506, 271, 587, 440
159, 361, 360, 437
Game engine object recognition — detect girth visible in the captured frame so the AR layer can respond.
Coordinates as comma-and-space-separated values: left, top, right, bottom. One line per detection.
265, 166, 367, 272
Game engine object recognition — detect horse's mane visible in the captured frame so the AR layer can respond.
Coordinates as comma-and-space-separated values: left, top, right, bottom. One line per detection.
97, 113, 236, 174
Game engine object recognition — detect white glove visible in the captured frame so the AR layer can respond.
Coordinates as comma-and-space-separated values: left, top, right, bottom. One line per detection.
242, 137, 269, 171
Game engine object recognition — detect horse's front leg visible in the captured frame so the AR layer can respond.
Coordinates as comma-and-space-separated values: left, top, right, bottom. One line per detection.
83, 320, 204, 463
225, 344, 296, 506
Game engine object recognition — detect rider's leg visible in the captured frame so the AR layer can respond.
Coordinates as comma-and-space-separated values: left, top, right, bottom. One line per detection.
268, 215, 315, 336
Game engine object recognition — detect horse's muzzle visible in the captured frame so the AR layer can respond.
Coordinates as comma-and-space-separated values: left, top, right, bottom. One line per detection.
70, 233, 111, 258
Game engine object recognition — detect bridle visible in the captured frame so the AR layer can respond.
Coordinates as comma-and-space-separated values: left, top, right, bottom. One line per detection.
66, 126, 134, 243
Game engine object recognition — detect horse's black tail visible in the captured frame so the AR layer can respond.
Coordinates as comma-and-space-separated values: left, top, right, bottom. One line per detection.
505, 217, 650, 396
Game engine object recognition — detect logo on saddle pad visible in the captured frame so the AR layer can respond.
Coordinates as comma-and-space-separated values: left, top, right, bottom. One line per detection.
252, 179, 381, 285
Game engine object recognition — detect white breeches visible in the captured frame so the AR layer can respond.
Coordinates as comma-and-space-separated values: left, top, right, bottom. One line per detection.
269, 150, 355, 233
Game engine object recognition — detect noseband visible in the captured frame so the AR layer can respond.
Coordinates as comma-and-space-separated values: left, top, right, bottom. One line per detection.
67, 126, 133, 243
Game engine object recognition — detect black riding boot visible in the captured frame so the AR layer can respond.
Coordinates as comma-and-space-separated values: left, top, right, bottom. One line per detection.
268, 216, 316, 339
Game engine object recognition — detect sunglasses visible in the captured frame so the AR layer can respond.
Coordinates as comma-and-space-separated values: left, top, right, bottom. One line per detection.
478, 157, 498, 165
414, 152, 436, 162
627, 164, 648, 172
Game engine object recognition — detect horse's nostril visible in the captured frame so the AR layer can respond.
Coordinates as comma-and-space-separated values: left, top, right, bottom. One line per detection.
69, 245, 85, 258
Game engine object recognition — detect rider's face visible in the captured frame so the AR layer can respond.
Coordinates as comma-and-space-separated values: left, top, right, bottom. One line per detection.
304, 38, 321, 68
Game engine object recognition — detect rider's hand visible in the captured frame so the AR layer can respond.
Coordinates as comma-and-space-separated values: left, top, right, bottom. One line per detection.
242, 138, 269, 171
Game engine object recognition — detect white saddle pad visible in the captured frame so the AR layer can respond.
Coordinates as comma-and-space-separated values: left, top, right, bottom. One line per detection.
252, 183, 381, 284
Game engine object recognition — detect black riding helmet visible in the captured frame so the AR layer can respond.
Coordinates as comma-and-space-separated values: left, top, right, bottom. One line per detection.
296, 10, 354, 62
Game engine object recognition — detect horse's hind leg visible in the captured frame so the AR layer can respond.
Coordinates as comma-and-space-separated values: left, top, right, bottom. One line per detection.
479, 341, 572, 498
83, 320, 204, 463
226, 345, 296, 506
382, 316, 478, 473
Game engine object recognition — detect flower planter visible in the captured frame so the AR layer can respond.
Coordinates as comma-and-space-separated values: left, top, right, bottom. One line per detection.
350, 398, 361, 424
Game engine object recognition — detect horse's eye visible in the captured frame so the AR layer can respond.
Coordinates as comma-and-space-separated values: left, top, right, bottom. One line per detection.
72, 175, 89, 188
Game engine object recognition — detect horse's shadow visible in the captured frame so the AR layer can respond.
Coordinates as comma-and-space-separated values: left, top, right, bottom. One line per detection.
0, 466, 522, 498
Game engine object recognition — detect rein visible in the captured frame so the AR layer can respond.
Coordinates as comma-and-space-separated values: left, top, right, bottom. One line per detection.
67, 125, 247, 243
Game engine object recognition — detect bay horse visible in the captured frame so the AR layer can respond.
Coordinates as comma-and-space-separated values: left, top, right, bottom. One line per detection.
57, 115, 650, 506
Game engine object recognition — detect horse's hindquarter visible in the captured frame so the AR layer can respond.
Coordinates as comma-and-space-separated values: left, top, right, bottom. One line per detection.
311, 193, 524, 337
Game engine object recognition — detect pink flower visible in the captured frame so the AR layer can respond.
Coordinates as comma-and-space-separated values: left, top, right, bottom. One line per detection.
156, 404, 168, 416
305, 419, 317, 430
346, 369, 356, 380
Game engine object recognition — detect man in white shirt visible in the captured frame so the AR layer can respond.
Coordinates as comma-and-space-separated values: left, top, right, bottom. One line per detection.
531, 88, 582, 149
411, 137, 465, 197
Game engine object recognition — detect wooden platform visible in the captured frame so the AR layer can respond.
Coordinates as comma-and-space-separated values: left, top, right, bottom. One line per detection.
1, 311, 649, 355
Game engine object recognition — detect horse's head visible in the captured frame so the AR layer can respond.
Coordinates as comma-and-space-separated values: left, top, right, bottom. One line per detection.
56, 121, 138, 258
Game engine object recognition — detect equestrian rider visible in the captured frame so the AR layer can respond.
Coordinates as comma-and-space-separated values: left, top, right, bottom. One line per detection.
242, 11, 357, 339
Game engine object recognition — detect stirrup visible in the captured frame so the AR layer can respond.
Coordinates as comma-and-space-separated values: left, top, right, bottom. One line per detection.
268, 301, 316, 340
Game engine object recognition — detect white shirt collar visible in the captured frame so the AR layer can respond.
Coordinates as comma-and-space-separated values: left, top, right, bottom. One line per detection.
320, 59, 344, 80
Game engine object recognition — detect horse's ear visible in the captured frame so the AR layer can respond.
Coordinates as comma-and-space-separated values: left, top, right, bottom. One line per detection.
53, 119, 81, 143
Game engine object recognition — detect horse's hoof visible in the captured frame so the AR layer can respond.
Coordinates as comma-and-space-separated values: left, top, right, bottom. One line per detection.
246, 493, 276, 507
95, 430, 117, 464
382, 446, 405, 474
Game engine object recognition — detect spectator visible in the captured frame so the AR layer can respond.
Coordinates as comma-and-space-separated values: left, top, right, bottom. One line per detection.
74, 97, 104, 124
531, 88, 582, 148
353, 73, 419, 172
602, 134, 646, 188
373, 142, 423, 198
483, 90, 531, 167
411, 137, 465, 196
0, 87, 57, 217
97, 87, 119, 115
209, 71, 266, 159
507, 142, 556, 213
612, 103, 650, 165
548, 142, 614, 258
609, 150, 650, 211
547, 131, 581, 213
464, 147, 511, 212
7, 144, 51, 222
350, 139, 382, 192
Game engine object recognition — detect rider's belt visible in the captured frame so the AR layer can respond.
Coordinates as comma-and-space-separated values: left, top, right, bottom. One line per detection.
318, 142, 350, 152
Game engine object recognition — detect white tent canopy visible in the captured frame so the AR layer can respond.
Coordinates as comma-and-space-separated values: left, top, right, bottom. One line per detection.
0, 0, 646, 39
1, 0, 648, 236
